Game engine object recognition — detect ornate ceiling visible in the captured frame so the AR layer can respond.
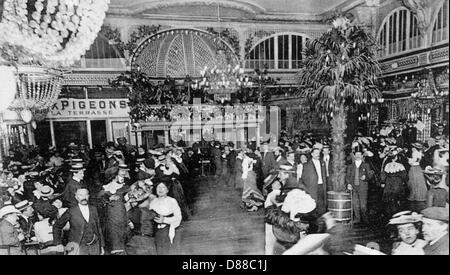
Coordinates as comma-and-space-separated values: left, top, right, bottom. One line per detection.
107, 0, 352, 19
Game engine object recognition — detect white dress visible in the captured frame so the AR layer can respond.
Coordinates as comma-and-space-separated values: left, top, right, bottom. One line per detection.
149, 196, 182, 243
392, 239, 427, 255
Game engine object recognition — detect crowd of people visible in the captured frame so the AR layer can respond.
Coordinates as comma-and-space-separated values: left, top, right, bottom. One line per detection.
0, 137, 195, 255
260, 123, 448, 255
0, 120, 448, 255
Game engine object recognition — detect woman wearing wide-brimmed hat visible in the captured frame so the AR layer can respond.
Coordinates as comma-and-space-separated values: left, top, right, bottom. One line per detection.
149, 180, 182, 255
388, 211, 426, 255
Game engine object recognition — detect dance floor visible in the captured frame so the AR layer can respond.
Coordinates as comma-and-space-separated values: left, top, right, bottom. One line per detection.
179, 176, 391, 255
180, 176, 265, 255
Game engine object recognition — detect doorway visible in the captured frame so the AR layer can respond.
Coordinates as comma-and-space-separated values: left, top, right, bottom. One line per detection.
91, 120, 107, 148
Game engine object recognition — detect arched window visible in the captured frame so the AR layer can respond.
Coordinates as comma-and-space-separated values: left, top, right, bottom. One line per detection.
432, 0, 449, 44
378, 8, 421, 58
77, 35, 127, 69
245, 33, 309, 70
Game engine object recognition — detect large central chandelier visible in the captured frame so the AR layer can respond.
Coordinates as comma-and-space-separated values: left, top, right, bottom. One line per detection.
0, 0, 110, 123
0, 0, 110, 67
193, 1, 251, 102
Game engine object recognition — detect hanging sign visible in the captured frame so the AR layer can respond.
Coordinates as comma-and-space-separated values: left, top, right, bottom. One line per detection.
47, 99, 129, 118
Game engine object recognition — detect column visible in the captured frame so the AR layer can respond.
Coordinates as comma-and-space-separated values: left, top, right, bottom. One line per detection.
86, 119, 93, 149
49, 120, 56, 147
105, 119, 112, 142
27, 124, 35, 146
164, 129, 170, 146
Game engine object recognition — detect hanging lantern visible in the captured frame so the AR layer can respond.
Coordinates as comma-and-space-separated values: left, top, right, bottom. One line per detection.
20, 109, 33, 123
0, 65, 18, 112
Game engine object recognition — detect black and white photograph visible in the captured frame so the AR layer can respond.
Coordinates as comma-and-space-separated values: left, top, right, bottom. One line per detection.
0, 0, 448, 258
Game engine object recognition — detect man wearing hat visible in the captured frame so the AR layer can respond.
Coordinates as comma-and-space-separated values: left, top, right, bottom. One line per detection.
421, 207, 449, 255
345, 147, 374, 225
16, 200, 35, 241
62, 163, 86, 208
0, 205, 25, 255
134, 158, 154, 182
33, 186, 59, 223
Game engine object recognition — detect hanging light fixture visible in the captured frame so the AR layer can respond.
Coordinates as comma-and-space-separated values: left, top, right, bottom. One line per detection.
0, 0, 111, 67
197, 0, 249, 101
0, 0, 110, 120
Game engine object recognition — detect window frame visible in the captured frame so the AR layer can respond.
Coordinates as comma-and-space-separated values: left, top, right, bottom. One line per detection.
431, 0, 449, 45
377, 7, 422, 58
245, 32, 311, 71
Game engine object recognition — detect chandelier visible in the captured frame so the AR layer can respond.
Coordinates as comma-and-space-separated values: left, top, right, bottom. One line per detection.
192, 1, 252, 102
0, 0, 110, 123
0, 0, 110, 67
197, 59, 251, 96
8, 66, 63, 122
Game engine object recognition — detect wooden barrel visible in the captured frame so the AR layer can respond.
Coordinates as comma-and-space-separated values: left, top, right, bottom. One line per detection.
327, 191, 352, 223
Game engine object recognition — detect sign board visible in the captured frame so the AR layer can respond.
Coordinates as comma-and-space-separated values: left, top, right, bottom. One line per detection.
47, 99, 129, 119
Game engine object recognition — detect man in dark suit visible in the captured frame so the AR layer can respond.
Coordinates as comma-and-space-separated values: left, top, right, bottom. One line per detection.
53, 188, 105, 255
226, 143, 237, 187
345, 149, 374, 225
261, 142, 277, 178
62, 164, 86, 208
299, 148, 328, 216
211, 141, 222, 177
421, 207, 449, 255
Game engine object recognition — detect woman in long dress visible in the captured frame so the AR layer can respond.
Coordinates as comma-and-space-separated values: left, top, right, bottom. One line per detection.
100, 169, 130, 255
149, 181, 182, 255
241, 152, 265, 212
381, 154, 408, 220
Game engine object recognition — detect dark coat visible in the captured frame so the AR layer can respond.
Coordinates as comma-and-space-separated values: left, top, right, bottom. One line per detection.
227, 150, 237, 171
299, 160, 328, 202
53, 204, 104, 248
18, 216, 35, 239
345, 162, 374, 188
104, 192, 128, 252
424, 233, 449, 255
262, 151, 277, 177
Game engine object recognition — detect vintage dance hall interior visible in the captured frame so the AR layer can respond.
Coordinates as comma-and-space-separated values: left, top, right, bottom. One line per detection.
0, 0, 448, 255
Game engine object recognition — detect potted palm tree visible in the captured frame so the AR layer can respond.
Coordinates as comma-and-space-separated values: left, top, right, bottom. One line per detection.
297, 16, 382, 195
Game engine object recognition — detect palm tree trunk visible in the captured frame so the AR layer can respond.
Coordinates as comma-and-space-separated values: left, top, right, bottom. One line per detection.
330, 103, 347, 192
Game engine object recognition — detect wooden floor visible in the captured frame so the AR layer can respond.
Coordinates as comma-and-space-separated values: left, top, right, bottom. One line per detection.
179, 176, 392, 255
179, 176, 265, 255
